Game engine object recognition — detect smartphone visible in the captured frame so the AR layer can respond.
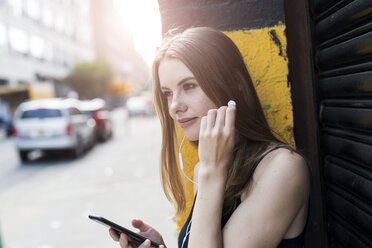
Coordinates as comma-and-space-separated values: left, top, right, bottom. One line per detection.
88, 214, 160, 247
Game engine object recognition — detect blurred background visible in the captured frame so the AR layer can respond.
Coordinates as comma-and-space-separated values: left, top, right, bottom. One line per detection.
0, 0, 177, 247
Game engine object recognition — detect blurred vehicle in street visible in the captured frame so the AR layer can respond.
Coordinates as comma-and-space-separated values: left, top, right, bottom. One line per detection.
80, 98, 113, 142
12, 98, 96, 162
0, 97, 12, 137
126, 92, 155, 117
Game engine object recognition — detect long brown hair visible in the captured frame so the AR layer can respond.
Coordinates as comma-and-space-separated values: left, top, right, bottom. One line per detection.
153, 27, 286, 220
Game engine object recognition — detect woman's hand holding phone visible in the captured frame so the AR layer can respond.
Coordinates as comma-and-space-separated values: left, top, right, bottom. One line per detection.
109, 219, 166, 248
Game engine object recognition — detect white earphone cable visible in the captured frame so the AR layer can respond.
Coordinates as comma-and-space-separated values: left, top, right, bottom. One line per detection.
179, 135, 198, 185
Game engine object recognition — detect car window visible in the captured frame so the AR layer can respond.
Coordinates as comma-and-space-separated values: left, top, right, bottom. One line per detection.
21, 109, 63, 119
82, 110, 95, 116
68, 107, 82, 116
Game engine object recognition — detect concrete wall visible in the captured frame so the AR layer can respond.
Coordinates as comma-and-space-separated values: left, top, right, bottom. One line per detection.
157, 0, 294, 233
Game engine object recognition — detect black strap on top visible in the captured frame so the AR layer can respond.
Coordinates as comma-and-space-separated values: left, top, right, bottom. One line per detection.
251, 144, 293, 174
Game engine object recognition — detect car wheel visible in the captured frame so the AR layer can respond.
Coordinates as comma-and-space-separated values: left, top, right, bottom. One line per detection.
104, 132, 111, 141
101, 130, 111, 142
70, 138, 84, 158
97, 133, 104, 142
88, 134, 96, 149
70, 145, 83, 158
19, 150, 29, 162
107, 129, 113, 140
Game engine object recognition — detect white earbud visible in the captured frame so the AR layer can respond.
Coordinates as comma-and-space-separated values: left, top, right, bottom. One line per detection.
179, 135, 197, 185
228, 100, 236, 106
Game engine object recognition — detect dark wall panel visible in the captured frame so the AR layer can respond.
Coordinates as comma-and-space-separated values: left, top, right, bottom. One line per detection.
319, 71, 372, 98
311, 0, 372, 246
325, 157, 372, 206
321, 106, 372, 133
315, 0, 372, 42
317, 31, 372, 70
322, 132, 372, 167
328, 213, 371, 247
327, 189, 372, 238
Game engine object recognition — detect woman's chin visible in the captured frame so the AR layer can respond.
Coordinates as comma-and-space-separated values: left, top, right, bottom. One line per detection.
185, 133, 199, 142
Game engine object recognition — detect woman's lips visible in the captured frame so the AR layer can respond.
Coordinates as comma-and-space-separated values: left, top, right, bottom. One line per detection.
178, 117, 197, 128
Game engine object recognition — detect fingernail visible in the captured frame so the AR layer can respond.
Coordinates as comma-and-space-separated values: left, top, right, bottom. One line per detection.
144, 239, 151, 246
228, 100, 236, 106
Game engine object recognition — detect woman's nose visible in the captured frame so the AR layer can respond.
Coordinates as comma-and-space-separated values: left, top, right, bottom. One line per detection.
170, 94, 187, 115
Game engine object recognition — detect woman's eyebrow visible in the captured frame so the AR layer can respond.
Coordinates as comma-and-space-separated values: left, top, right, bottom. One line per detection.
177, 77, 195, 86
161, 77, 195, 90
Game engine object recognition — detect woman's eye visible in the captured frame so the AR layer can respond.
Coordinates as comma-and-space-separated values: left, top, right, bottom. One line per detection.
183, 83, 196, 90
162, 91, 172, 97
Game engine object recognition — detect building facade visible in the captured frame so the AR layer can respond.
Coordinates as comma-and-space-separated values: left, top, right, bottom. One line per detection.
0, 0, 150, 110
90, 0, 150, 92
0, 0, 94, 89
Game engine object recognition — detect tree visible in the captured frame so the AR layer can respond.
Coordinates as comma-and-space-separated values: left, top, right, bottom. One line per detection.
66, 59, 115, 99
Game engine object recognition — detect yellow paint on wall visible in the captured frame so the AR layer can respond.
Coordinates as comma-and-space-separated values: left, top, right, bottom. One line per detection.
175, 24, 295, 234
175, 123, 198, 210
226, 25, 294, 146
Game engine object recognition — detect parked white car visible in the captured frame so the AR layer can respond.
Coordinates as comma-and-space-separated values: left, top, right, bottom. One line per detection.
126, 95, 155, 117
80, 98, 113, 142
12, 98, 96, 162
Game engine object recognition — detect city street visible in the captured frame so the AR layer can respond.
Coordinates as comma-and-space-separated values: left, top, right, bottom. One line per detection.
0, 110, 177, 248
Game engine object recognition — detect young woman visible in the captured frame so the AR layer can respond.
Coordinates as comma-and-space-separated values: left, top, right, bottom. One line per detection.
110, 27, 311, 248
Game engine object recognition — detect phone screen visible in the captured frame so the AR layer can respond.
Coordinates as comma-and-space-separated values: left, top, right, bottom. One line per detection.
88, 214, 160, 247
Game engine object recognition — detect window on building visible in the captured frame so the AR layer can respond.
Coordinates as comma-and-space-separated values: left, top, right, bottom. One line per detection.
8, 0, 24, 17
55, 14, 65, 33
42, 6, 53, 28
65, 15, 74, 37
0, 21, 7, 47
44, 41, 53, 61
53, 47, 63, 65
9, 27, 28, 54
0, 78, 8, 86
30, 35, 44, 59
26, 0, 41, 20
18, 80, 28, 85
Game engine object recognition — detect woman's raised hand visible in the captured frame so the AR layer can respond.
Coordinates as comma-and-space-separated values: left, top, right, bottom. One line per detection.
109, 219, 166, 248
198, 101, 236, 178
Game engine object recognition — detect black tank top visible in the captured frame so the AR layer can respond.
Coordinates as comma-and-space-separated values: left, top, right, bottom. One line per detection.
178, 146, 308, 248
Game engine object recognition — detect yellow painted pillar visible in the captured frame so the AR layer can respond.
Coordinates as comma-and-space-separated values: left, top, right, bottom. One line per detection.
175, 24, 295, 233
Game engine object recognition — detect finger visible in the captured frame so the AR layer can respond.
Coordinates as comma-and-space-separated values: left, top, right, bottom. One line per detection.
109, 228, 120, 241
200, 116, 207, 134
119, 233, 130, 248
131, 219, 149, 233
138, 239, 151, 248
206, 109, 217, 129
225, 104, 236, 132
215, 106, 227, 130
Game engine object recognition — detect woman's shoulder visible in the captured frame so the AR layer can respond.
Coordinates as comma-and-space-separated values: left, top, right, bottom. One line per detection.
256, 146, 307, 174
251, 147, 310, 194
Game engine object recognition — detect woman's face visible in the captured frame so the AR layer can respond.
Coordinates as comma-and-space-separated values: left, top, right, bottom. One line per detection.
158, 58, 217, 141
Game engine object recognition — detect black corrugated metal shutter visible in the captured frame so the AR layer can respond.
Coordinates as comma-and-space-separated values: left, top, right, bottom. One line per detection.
311, 0, 372, 247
